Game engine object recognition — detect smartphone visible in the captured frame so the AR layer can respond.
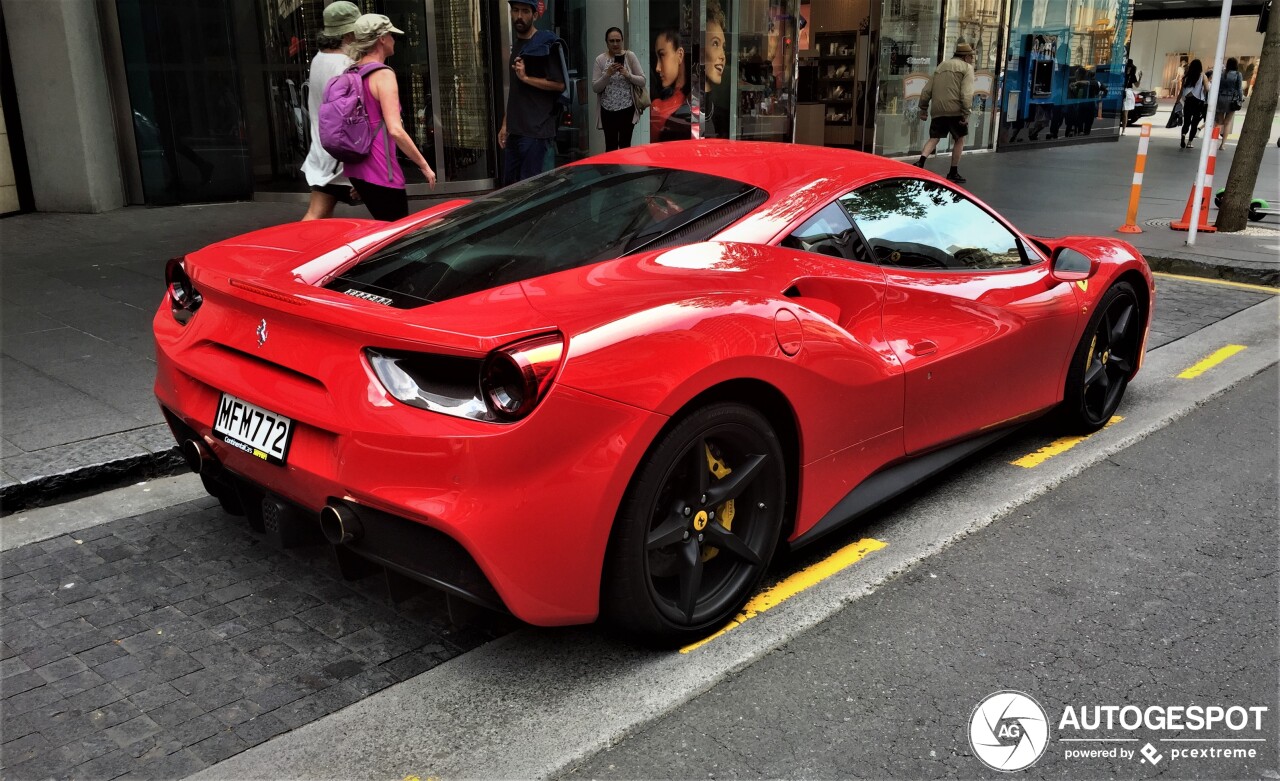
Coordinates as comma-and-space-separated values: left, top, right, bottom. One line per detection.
613, 54, 625, 65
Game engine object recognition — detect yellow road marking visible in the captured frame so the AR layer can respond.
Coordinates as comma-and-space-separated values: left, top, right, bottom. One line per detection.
680, 537, 888, 653
1177, 345, 1247, 379
1153, 272, 1279, 295
1011, 416, 1123, 468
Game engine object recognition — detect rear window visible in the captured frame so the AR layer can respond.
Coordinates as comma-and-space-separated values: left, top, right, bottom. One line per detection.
328, 164, 763, 308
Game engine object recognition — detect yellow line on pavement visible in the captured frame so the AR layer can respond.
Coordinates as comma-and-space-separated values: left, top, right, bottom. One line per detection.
1177, 345, 1247, 379
1153, 272, 1279, 295
680, 537, 888, 653
1011, 416, 1123, 468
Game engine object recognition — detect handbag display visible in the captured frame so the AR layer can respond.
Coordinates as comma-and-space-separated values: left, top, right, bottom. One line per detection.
631, 80, 651, 113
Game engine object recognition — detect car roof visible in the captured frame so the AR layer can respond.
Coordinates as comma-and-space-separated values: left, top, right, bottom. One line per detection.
574, 140, 919, 200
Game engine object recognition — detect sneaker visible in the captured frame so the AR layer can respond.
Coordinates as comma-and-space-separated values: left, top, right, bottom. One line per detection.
1180, 136, 1186, 148
947, 171, 967, 184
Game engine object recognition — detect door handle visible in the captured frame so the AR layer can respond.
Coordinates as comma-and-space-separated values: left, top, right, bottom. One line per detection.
907, 339, 938, 356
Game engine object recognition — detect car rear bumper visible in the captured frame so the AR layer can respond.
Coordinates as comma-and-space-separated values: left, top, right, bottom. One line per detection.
154, 335, 667, 626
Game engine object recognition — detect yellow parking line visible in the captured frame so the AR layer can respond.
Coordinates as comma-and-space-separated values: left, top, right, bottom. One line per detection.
1011, 416, 1123, 468
1153, 272, 1279, 295
1177, 345, 1247, 379
680, 537, 887, 653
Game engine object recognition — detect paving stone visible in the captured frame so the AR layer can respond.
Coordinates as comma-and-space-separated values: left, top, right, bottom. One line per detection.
131, 747, 208, 779
19, 642, 69, 669
321, 656, 368, 681
381, 649, 438, 682
4, 683, 64, 716
209, 698, 263, 727
60, 629, 109, 655
76, 642, 128, 668
125, 683, 182, 713
188, 729, 247, 765
86, 700, 143, 732
33, 707, 100, 748
271, 682, 361, 730
47, 731, 117, 768
117, 629, 167, 655
51, 668, 106, 697
298, 603, 370, 639
0, 655, 32, 679
102, 715, 162, 749
145, 698, 205, 729
93, 654, 145, 681
65, 682, 125, 712
96, 617, 149, 640
248, 680, 308, 711
72, 747, 138, 781
34, 655, 88, 683
165, 713, 223, 748
185, 682, 243, 713
245, 642, 295, 666
345, 664, 399, 697
1, 669, 47, 696
109, 669, 165, 696
1, 731, 51, 766
232, 712, 290, 748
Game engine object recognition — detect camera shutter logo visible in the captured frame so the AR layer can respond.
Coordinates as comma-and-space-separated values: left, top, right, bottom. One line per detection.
969, 690, 1050, 771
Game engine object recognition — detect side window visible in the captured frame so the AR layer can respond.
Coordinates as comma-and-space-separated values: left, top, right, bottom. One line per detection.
841, 179, 1027, 271
781, 202, 868, 263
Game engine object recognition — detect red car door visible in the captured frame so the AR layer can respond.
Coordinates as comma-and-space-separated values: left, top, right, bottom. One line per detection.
841, 178, 1080, 455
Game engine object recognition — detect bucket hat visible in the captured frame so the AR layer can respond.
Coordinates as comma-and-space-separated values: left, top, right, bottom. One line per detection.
322, 1, 360, 37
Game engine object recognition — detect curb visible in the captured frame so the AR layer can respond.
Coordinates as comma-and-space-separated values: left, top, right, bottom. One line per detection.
1144, 253, 1279, 288
0, 449, 187, 516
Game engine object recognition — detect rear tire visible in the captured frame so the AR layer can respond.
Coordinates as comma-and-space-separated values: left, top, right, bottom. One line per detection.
601, 402, 786, 647
1060, 281, 1142, 433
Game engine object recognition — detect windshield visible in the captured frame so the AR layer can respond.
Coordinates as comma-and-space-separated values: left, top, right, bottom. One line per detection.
328, 164, 762, 308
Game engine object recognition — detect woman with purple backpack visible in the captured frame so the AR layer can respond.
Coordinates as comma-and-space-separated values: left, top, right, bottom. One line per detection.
344, 14, 436, 221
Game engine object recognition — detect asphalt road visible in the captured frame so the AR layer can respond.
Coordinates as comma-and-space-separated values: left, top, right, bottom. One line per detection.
565, 367, 1279, 781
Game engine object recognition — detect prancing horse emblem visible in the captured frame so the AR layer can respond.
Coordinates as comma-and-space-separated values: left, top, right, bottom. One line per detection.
256, 319, 268, 348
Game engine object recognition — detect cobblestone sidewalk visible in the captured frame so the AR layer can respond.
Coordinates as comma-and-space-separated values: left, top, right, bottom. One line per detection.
0, 494, 495, 780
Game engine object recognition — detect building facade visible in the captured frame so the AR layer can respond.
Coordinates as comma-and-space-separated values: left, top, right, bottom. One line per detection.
3, 0, 1146, 214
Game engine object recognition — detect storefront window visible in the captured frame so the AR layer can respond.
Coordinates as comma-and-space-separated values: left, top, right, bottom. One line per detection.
1000, 0, 1130, 147
429, 0, 497, 184
942, 0, 1007, 151
875, 0, 944, 156
726, 1, 799, 142
116, 0, 252, 205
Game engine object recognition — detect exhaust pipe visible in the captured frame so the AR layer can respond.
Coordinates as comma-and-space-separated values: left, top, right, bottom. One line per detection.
181, 439, 216, 474
320, 503, 363, 545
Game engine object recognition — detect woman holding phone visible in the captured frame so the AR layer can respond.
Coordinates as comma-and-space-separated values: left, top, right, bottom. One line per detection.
592, 26, 646, 151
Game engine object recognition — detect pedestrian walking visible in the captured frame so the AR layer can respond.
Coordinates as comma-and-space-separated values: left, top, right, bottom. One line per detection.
301, 1, 360, 221
499, 0, 567, 184
592, 27, 645, 151
1178, 58, 1209, 149
1212, 58, 1244, 150
914, 42, 975, 183
343, 14, 436, 221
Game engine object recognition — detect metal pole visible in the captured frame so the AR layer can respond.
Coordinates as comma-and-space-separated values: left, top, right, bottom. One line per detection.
1187, 0, 1233, 245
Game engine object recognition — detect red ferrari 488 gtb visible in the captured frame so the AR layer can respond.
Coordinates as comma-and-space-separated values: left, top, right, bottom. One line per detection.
154, 141, 1153, 645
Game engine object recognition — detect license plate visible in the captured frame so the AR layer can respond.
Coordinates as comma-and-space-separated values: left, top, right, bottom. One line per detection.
213, 393, 294, 465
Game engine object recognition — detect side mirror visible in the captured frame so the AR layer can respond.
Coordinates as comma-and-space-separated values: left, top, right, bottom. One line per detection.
1050, 247, 1098, 282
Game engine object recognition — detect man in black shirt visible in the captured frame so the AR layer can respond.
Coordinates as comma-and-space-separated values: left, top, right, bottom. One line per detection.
499, 0, 567, 185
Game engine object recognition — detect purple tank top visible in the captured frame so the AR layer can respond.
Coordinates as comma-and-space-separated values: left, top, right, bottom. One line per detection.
343, 65, 404, 188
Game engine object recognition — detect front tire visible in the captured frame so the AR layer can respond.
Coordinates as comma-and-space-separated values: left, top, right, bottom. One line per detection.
602, 402, 787, 647
1060, 281, 1142, 432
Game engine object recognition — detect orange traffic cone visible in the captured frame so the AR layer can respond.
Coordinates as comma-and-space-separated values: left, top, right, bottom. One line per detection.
1170, 128, 1220, 233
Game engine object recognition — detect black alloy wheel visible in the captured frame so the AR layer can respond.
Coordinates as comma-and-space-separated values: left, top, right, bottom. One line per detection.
1061, 281, 1142, 432
602, 402, 786, 646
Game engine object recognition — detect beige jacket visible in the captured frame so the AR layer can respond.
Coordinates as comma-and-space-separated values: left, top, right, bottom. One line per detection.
919, 57, 974, 118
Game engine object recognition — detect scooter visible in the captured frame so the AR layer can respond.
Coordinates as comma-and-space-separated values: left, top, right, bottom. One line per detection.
1215, 189, 1278, 223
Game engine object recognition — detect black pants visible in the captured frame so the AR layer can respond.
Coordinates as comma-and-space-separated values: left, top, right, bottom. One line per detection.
1182, 96, 1207, 144
350, 178, 408, 221
601, 106, 635, 152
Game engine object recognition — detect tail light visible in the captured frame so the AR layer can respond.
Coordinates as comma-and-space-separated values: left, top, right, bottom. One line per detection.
366, 333, 565, 424
480, 334, 565, 422
165, 257, 203, 324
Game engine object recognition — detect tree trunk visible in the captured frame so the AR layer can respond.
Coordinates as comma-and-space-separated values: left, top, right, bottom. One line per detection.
1217, 5, 1279, 232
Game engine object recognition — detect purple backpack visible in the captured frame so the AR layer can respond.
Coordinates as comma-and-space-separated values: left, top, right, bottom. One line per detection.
318, 63, 390, 163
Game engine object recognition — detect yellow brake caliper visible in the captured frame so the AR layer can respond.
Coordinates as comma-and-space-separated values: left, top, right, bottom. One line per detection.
702, 446, 736, 562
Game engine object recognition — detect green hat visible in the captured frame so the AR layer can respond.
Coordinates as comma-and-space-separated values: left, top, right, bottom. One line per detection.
321, 2, 360, 37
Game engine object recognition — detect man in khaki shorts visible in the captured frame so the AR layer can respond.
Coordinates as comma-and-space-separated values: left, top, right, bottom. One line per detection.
915, 43, 976, 183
